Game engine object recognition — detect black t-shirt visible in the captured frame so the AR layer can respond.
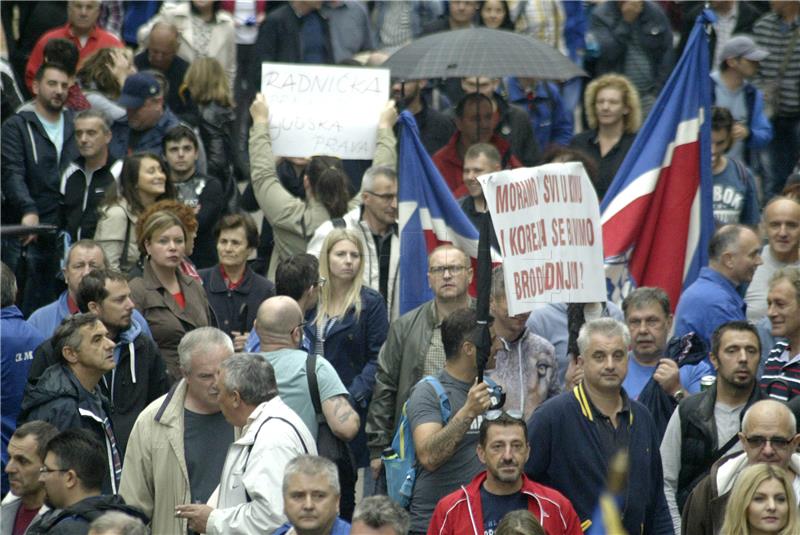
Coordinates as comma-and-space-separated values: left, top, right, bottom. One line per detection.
183, 409, 234, 503
480, 486, 529, 535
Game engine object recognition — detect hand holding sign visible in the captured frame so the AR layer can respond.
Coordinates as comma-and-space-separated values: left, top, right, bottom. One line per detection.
250, 93, 269, 124
379, 99, 398, 129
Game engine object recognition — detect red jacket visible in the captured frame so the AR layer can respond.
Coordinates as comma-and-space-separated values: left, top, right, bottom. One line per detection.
427, 471, 583, 535
432, 132, 522, 199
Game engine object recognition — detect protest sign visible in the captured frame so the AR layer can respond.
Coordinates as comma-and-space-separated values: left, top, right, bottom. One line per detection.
260, 63, 390, 159
478, 162, 606, 315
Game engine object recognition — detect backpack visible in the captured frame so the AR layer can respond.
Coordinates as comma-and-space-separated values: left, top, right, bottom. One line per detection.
382, 376, 451, 508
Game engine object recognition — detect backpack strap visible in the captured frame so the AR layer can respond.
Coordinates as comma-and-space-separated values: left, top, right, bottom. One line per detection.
306, 352, 324, 418
421, 376, 451, 422
243, 415, 309, 502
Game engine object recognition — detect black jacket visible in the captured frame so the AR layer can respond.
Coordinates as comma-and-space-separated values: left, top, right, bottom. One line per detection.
1, 102, 78, 224
174, 172, 225, 269
28, 318, 169, 458
59, 156, 122, 241
199, 264, 275, 337
18, 364, 119, 494
27, 494, 148, 535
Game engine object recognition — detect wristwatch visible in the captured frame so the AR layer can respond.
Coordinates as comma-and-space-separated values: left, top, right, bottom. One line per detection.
673, 389, 686, 402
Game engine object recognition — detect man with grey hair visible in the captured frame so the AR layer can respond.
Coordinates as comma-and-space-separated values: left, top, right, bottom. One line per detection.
682, 399, 800, 535
351, 496, 410, 535
176, 353, 315, 535
525, 318, 672, 534
674, 224, 763, 346
120, 327, 234, 535
87, 511, 147, 535
486, 265, 557, 420
308, 165, 400, 318
273, 455, 350, 535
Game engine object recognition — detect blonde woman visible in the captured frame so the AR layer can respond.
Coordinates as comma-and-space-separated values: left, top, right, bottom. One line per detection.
569, 73, 642, 201
720, 464, 798, 535
304, 228, 389, 518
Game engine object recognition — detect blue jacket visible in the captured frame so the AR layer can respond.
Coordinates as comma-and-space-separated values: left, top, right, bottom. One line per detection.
674, 267, 746, 347
525, 384, 672, 535
272, 517, 350, 535
506, 78, 573, 149
109, 107, 180, 161
710, 74, 773, 160
1, 306, 45, 495
28, 291, 152, 339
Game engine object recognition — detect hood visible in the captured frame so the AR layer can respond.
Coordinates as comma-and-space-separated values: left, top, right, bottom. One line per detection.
0, 305, 25, 320
715, 452, 800, 497
112, 314, 145, 388
16, 100, 36, 115
42, 495, 149, 529
19, 364, 80, 417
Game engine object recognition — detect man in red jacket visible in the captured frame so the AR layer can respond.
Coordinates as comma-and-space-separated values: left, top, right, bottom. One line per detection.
427, 412, 582, 535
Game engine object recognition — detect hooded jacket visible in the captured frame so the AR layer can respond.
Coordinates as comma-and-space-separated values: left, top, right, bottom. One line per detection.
428, 472, 582, 535
18, 365, 119, 495
26, 495, 147, 535
28, 315, 169, 457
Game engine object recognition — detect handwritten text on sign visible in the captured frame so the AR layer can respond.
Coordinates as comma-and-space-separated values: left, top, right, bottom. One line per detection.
261, 63, 390, 159
479, 163, 606, 315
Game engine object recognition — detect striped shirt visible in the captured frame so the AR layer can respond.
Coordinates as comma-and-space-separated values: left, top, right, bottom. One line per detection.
752, 12, 800, 116
760, 341, 800, 401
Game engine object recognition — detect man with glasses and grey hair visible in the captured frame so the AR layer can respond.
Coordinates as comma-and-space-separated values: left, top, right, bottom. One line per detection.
176, 353, 315, 535
525, 318, 672, 535
681, 399, 800, 535
120, 327, 234, 535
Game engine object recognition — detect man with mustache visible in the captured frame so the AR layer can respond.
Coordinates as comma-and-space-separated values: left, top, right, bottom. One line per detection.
660, 320, 766, 534
428, 412, 582, 535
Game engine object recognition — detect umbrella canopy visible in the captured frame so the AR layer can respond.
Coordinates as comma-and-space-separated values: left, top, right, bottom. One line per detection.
384, 27, 585, 81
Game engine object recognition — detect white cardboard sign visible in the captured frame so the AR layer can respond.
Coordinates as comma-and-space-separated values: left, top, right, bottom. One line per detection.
260, 63, 390, 159
478, 162, 606, 315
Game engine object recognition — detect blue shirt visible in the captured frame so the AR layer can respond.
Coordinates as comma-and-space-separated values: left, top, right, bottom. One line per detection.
674, 267, 746, 347
623, 353, 714, 399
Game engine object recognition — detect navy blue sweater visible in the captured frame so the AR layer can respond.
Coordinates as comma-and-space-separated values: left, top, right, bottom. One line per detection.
525, 384, 672, 535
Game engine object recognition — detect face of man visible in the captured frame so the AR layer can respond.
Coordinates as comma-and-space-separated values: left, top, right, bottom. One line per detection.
94, 279, 135, 335
767, 280, 800, 341
594, 87, 628, 129
449, 0, 479, 24
456, 99, 497, 146
728, 57, 760, 78
490, 294, 530, 341
461, 77, 500, 98
127, 97, 163, 132
147, 27, 179, 72
391, 79, 424, 109
362, 175, 398, 229
64, 246, 106, 296
67, 321, 116, 375
477, 423, 530, 486
427, 248, 472, 302
726, 228, 763, 285
463, 154, 499, 199
164, 138, 198, 179
5, 435, 45, 499
39, 452, 69, 509
625, 303, 672, 363
185, 344, 233, 413
740, 412, 800, 467
711, 128, 732, 170
33, 68, 69, 115
68, 0, 100, 34
75, 117, 111, 161
764, 200, 800, 261
283, 472, 340, 534
711, 329, 760, 391
577, 333, 628, 393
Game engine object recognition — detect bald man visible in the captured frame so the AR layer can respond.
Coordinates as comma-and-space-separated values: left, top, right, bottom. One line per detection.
255, 296, 359, 442
133, 21, 192, 119
681, 399, 800, 535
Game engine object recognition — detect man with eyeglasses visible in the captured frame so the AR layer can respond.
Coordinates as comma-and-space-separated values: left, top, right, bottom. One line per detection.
428, 412, 582, 535
367, 245, 473, 489
28, 429, 147, 535
661, 320, 766, 534
308, 166, 400, 319
681, 399, 800, 535
254, 296, 359, 442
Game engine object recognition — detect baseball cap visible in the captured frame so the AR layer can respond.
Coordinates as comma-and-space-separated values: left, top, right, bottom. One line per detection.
118, 72, 161, 109
720, 35, 769, 62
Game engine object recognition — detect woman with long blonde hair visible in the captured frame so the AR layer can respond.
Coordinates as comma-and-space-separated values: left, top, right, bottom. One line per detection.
720, 464, 798, 535
304, 228, 389, 519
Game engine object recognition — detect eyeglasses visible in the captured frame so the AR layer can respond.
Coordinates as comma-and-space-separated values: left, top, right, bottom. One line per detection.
485, 409, 524, 421
744, 435, 793, 449
291, 320, 308, 334
39, 466, 68, 475
365, 191, 397, 202
429, 265, 468, 275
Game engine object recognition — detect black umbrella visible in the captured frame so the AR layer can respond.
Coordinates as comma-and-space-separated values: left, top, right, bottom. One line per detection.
384, 27, 585, 81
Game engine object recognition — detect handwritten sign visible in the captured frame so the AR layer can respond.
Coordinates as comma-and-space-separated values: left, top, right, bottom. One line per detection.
478, 162, 606, 315
261, 63, 390, 159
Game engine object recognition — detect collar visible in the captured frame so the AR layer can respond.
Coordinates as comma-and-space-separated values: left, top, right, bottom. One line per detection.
65, 23, 99, 43
573, 382, 633, 425
220, 264, 246, 290
66, 294, 80, 314
700, 266, 744, 299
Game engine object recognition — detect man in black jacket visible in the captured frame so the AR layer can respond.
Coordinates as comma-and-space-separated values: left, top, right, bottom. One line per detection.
28, 429, 148, 535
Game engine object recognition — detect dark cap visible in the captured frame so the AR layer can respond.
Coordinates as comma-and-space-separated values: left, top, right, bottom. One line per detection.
118, 72, 161, 109
720, 35, 769, 62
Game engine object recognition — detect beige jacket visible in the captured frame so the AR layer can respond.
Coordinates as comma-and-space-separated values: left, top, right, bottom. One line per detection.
119, 380, 192, 535
94, 199, 139, 272
249, 123, 397, 280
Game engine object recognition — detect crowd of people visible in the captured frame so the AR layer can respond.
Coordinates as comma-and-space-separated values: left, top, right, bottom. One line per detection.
2, 1, 800, 535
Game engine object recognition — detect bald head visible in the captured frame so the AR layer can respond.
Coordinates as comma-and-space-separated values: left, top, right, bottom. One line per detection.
740, 400, 799, 468
763, 197, 800, 263
256, 296, 305, 349
147, 22, 180, 72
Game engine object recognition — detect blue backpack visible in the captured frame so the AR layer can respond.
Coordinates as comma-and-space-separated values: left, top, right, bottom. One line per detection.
382, 376, 450, 508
